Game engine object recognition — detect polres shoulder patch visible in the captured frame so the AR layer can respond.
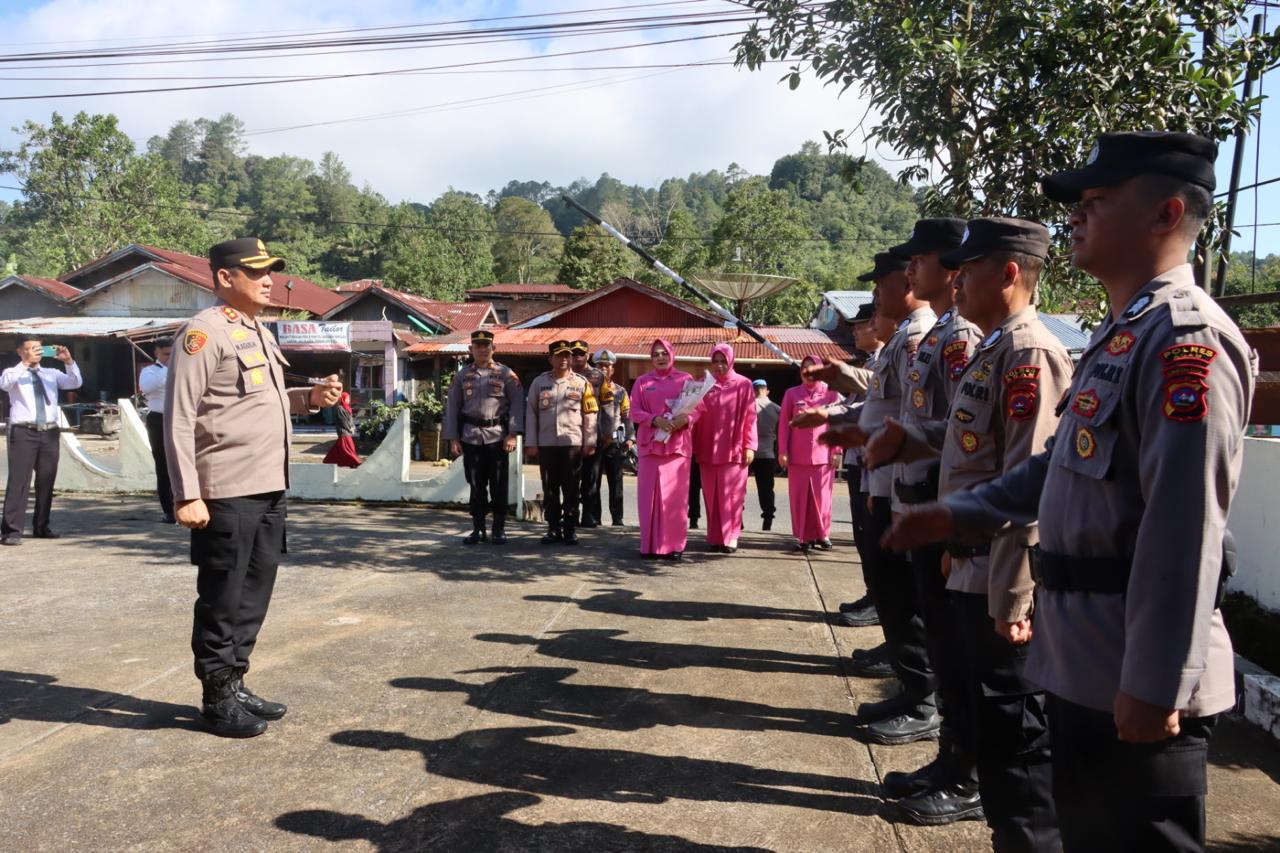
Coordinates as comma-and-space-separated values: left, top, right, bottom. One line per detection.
183, 329, 209, 355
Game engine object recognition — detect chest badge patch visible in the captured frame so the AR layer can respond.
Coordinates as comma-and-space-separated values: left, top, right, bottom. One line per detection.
249, 368, 264, 386
908, 369, 921, 384
1075, 426, 1097, 459
1071, 389, 1100, 418
230, 328, 250, 342
1107, 331, 1136, 355
912, 388, 927, 410
954, 408, 975, 424
183, 330, 208, 354
926, 336, 939, 349
960, 431, 980, 453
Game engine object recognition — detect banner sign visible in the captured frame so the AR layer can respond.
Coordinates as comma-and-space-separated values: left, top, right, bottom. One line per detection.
274, 321, 351, 352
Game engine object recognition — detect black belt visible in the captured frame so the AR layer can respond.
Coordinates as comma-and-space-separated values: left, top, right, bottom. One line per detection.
1028, 546, 1131, 594
462, 415, 503, 428
946, 541, 992, 559
10, 422, 59, 432
894, 479, 937, 505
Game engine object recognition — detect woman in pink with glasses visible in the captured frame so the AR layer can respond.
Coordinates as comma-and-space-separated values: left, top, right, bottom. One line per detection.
778, 354, 841, 550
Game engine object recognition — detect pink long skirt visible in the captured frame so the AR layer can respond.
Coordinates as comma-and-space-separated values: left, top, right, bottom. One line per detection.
637, 453, 692, 555
788, 463, 834, 543
701, 461, 749, 547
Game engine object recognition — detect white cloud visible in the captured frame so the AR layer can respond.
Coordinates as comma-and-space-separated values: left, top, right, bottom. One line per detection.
0, 0, 887, 204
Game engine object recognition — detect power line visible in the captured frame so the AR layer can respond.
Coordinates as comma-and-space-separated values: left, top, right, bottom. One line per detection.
1217, 175, 1280, 196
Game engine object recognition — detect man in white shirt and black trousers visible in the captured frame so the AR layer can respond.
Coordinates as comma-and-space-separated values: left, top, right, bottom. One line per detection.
138, 338, 175, 524
1, 337, 82, 545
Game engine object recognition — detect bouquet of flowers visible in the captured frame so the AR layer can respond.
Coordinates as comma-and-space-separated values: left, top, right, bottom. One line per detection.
654, 373, 715, 442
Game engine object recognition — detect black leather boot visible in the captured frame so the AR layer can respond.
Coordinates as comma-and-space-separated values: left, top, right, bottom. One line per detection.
562, 526, 579, 546
896, 783, 983, 825
201, 668, 267, 738
860, 705, 941, 745
856, 692, 915, 723
463, 524, 487, 545
232, 672, 287, 720
882, 752, 947, 799
541, 527, 562, 545
847, 656, 895, 679
491, 516, 507, 545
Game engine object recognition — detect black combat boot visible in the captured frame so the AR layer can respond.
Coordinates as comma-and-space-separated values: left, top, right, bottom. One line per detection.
762, 516, 772, 531
541, 527, 562, 545
463, 523, 487, 545
860, 704, 941, 745
232, 672, 287, 720
562, 525, 579, 546
491, 516, 507, 545
201, 667, 268, 738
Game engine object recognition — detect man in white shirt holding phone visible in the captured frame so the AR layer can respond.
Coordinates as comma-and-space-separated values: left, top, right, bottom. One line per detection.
1, 337, 81, 545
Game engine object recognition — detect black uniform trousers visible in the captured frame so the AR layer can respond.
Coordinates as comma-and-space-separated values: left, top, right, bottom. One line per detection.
586, 442, 626, 525
866, 496, 935, 709
846, 469, 877, 603
952, 592, 1058, 852
2, 424, 60, 539
1048, 694, 1213, 853
462, 440, 509, 526
145, 411, 174, 518
538, 446, 583, 532
688, 459, 702, 523
749, 456, 777, 523
578, 444, 605, 525
190, 492, 286, 682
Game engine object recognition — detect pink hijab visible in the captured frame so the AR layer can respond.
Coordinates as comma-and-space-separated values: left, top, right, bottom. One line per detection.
650, 338, 676, 378
799, 354, 829, 401
709, 342, 738, 384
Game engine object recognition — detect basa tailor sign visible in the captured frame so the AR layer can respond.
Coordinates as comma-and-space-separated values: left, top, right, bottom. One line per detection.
274, 321, 351, 352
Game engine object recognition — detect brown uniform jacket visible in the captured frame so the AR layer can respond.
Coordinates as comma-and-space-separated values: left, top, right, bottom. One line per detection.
164, 303, 314, 501
947, 265, 1253, 716
901, 307, 1074, 620
442, 361, 523, 445
525, 371, 599, 449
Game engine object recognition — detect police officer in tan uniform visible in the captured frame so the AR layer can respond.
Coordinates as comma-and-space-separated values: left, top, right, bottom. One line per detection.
868, 219, 1071, 843
585, 349, 634, 527
526, 340, 598, 545
886, 132, 1253, 851
443, 329, 523, 545
571, 339, 607, 527
166, 237, 342, 738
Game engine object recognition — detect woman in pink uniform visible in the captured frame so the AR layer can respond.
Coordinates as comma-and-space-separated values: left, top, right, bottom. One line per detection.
778, 354, 840, 550
630, 339, 696, 561
692, 343, 757, 553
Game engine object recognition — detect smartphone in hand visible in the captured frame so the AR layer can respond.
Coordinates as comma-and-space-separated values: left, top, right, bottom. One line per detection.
40, 345, 58, 358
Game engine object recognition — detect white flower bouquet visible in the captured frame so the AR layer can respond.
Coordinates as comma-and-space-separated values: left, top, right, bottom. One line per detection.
654, 373, 715, 442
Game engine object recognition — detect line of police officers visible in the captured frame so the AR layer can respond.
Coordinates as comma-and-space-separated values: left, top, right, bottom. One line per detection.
800, 131, 1252, 852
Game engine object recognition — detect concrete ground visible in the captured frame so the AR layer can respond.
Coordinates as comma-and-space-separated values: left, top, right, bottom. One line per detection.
2, 495, 1279, 852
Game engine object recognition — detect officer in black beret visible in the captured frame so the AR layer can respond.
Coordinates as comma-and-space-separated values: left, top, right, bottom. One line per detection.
885, 131, 1253, 851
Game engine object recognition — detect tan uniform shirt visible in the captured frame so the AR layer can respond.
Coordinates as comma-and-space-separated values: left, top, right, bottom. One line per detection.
442, 361, 523, 446
902, 307, 1073, 619
596, 380, 635, 445
947, 265, 1253, 716
165, 303, 313, 501
524, 371, 599, 449
896, 308, 981, 508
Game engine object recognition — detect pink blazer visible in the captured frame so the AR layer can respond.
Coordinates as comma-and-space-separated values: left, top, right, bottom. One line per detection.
630, 369, 697, 458
778, 383, 840, 466
693, 373, 758, 465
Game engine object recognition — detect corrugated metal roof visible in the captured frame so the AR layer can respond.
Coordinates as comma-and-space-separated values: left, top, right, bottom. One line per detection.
407, 326, 857, 364
822, 290, 874, 321
0, 316, 189, 337
0, 275, 82, 301
468, 283, 579, 295
1041, 313, 1092, 353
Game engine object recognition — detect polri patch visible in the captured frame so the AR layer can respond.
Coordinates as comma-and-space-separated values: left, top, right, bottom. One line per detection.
183, 330, 208, 354
1107, 331, 1136, 355
1007, 386, 1038, 421
1075, 427, 1097, 459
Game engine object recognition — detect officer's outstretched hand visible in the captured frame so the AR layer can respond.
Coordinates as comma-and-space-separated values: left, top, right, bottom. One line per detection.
1114, 691, 1180, 742
310, 374, 343, 408
790, 408, 829, 428
881, 501, 954, 552
819, 424, 868, 449
176, 498, 210, 530
864, 417, 906, 469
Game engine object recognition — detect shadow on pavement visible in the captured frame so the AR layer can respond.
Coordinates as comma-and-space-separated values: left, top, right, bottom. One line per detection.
329, 725, 880, 814
474, 629, 843, 676
276, 791, 772, 852
0, 670, 201, 732
390, 666, 854, 738
525, 588, 840, 625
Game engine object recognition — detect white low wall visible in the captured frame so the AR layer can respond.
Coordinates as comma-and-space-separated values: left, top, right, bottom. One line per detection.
1, 400, 523, 517
1228, 437, 1280, 612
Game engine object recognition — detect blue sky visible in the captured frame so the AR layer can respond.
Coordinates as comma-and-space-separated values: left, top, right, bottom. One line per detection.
0, 0, 1276, 258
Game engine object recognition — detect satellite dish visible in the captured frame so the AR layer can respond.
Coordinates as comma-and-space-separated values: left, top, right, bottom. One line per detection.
690, 272, 798, 318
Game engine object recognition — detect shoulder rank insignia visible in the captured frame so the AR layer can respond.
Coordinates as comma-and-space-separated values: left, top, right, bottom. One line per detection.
220, 306, 240, 322
1107, 331, 1136, 355
1160, 344, 1216, 422
978, 328, 1003, 350
1122, 293, 1154, 320
1075, 426, 1097, 459
183, 330, 208, 355
960, 431, 980, 453
937, 309, 953, 326
943, 340, 969, 381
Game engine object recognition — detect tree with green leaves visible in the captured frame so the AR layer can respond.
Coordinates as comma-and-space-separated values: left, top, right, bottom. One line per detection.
558, 224, 636, 290
492, 196, 562, 283
378, 203, 468, 298
426, 191, 495, 294
735, 1, 1280, 310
